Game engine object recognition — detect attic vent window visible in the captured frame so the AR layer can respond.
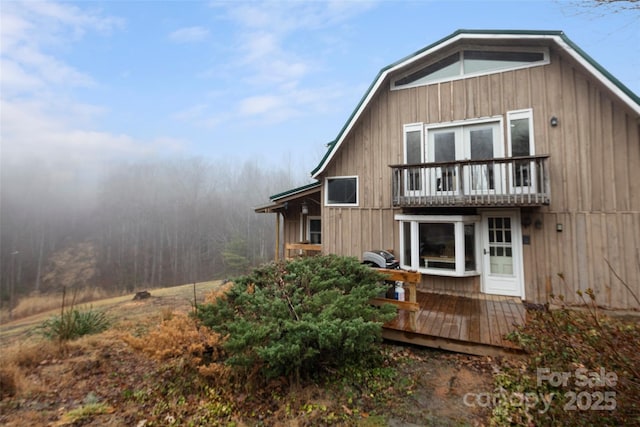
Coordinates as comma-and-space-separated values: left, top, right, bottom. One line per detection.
393, 48, 548, 89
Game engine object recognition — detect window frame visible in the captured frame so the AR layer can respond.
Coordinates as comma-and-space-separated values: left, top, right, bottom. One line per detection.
507, 108, 536, 192
392, 46, 549, 90
507, 109, 535, 158
404, 123, 425, 194
307, 216, 322, 244
396, 214, 481, 277
324, 176, 359, 207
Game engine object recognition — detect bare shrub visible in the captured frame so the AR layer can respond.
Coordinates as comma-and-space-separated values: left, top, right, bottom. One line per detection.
123, 311, 225, 371
494, 290, 640, 426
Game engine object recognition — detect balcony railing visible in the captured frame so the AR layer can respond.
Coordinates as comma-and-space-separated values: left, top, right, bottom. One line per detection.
391, 155, 550, 207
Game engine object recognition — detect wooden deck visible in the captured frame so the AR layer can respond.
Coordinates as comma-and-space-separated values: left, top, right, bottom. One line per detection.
382, 290, 527, 357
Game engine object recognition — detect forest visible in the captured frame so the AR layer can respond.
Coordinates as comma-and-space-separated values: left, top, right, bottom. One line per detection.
0, 156, 305, 310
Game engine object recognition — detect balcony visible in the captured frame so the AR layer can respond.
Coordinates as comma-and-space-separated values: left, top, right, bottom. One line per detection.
391, 155, 550, 207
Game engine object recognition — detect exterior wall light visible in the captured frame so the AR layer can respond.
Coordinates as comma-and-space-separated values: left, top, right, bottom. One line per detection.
301, 201, 309, 215
550, 116, 558, 127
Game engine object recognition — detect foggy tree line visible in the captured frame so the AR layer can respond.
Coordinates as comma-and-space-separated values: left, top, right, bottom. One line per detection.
0, 157, 300, 306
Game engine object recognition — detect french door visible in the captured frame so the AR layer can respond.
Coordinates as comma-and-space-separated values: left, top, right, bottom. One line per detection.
464, 122, 504, 194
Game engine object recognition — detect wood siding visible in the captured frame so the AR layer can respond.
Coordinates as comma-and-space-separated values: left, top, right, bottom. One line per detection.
315, 46, 640, 309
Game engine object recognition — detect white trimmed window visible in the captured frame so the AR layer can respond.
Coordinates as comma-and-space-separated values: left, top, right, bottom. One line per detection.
507, 109, 535, 190
325, 176, 358, 206
397, 214, 480, 277
393, 47, 549, 89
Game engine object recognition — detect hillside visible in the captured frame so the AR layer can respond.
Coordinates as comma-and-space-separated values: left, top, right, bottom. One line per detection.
0, 281, 494, 426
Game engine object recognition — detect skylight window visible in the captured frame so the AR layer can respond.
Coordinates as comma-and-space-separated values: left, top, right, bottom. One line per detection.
393, 48, 548, 89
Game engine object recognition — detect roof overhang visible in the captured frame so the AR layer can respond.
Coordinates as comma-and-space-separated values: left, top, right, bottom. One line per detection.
311, 29, 640, 179
254, 201, 286, 214
254, 181, 321, 214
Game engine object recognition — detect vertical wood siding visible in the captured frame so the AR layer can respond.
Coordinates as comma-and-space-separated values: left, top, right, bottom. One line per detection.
315, 46, 639, 309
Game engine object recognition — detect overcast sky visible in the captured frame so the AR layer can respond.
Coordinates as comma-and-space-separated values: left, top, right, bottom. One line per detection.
2, 0, 639, 183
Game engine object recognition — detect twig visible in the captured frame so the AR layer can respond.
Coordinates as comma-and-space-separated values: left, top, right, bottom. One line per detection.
604, 258, 640, 307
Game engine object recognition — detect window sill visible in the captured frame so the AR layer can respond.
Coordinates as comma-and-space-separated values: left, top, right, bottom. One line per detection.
420, 268, 480, 278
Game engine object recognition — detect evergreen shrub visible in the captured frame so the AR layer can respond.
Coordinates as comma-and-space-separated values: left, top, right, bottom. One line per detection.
197, 255, 397, 381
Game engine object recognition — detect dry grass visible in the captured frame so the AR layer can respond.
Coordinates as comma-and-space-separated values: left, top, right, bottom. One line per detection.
0, 280, 224, 418
0, 287, 113, 323
0, 281, 222, 349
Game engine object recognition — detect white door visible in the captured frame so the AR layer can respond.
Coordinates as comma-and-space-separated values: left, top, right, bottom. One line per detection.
481, 211, 524, 298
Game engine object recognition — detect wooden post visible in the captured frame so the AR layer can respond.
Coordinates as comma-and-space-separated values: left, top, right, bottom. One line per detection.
275, 212, 280, 262
370, 269, 421, 331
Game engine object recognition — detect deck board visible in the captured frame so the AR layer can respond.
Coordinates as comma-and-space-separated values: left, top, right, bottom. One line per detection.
382, 290, 526, 356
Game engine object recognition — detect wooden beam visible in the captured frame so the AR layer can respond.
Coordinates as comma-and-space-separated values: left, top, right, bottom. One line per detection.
371, 297, 419, 312
376, 268, 421, 284
381, 329, 525, 358
285, 243, 322, 251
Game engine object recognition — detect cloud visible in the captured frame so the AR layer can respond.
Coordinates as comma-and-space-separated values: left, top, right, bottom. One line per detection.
178, 1, 376, 128
0, 1, 174, 176
168, 26, 210, 43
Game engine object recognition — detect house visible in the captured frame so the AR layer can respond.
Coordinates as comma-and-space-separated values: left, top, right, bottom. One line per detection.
256, 30, 640, 317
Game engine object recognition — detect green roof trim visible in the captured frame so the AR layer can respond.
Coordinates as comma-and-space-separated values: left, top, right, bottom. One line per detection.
270, 181, 321, 201
310, 29, 640, 177
555, 31, 640, 106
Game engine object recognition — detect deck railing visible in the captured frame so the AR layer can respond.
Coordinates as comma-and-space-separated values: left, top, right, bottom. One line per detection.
284, 242, 322, 259
391, 155, 550, 207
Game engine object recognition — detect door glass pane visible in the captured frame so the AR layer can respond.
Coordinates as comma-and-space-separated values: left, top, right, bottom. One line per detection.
470, 128, 494, 159
419, 223, 455, 270
469, 128, 495, 190
434, 132, 456, 192
488, 216, 514, 275
434, 132, 455, 161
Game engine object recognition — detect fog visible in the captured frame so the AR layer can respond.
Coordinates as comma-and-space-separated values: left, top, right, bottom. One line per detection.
0, 153, 308, 310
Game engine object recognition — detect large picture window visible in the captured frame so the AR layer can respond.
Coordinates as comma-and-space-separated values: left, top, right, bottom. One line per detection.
325, 176, 358, 206
397, 214, 480, 276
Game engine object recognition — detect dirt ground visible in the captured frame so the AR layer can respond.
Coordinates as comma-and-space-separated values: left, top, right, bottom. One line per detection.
0, 281, 499, 426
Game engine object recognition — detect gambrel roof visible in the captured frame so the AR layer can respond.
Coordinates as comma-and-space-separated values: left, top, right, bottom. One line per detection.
311, 29, 640, 179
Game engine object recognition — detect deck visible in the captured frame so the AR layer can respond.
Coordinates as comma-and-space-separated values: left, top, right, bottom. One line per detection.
382, 290, 527, 357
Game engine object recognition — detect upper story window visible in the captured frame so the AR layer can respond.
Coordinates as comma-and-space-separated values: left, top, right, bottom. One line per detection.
392, 48, 548, 89
325, 176, 358, 206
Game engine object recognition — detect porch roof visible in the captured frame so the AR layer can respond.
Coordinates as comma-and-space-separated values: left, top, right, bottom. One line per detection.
254, 181, 321, 214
